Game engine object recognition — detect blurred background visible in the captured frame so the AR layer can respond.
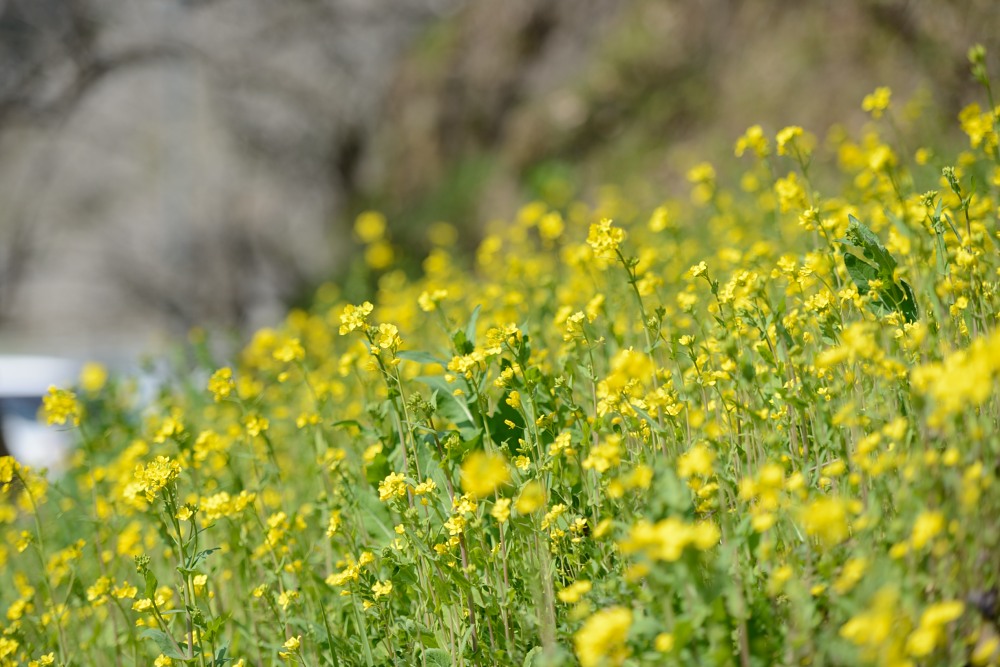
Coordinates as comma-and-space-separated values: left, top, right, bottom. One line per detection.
0, 0, 997, 361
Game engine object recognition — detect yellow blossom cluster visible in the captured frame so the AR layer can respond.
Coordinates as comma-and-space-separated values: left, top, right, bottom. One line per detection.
5, 60, 1000, 667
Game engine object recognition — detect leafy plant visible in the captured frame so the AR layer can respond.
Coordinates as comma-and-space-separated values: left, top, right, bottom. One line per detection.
839, 214, 918, 322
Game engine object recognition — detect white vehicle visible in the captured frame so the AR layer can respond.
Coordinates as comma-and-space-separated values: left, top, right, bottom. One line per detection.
0, 356, 83, 472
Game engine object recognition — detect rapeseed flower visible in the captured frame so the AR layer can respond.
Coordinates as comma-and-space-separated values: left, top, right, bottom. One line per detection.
40, 386, 81, 426
515, 481, 546, 514
339, 301, 374, 335
378, 472, 407, 502
460, 452, 510, 498
574, 606, 632, 667
862, 86, 892, 119
133, 456, 181, 503
586, 218, 626, 261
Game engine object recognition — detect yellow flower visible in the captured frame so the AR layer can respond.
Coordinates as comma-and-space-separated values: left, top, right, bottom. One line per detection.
800, 496, 851, 546
690, 521, 721, 550
677, 443, 714, 478
207, 367, 235, 402
654, 633, 675, 653
686, 162, 716, 184
79, 362, 108, 394
339, 302, 374, 335
557, 580, 592, 604
505, 390, 521, 409
833, 557, 867, 595
775, 125, 803, 156
460, 452, 510, 499
905, 626, 937, 658
538, 211, 564, 240
364, 241, 395, 269
418, 289, 448, 312
920, 600, 963, 627
0, 638, 18, 661
272, 338, 305, 363
648, 206, 670, 232
689, 261, 708, 278
87, 577, 111, 604
325, 510, 342, 538
840, 587, 903, 659
582, 437, 621, 474
490, 498, 511, 523
906, 602, 963, 658
243, 413, 269, 437
378, 472, 408, 502
574, 606, 632, 667
354, 211, 386, 243
374, 323, 401, 351
862, 86, 892, 119
40, 386, 82, 426
413, 478, 437, 495
372, 580, 393, 599
154, 655, 173, 667
280, 635, 302, 659
735, 124, 769, 158
911, 510, 945, 550
515, 481, 546, 515
277, 590, 299, 611
774, 171, 807, 213
111, 582, 137, 600
586, 218, 626, 261
0, 456, 17, 485
133, 456, 182, 503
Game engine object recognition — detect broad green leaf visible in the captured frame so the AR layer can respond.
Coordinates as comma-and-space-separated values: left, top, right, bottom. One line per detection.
840, 215, 918, 322
422, 648, 451, 667
140, 628, 188, 660
522, 647, 544, 667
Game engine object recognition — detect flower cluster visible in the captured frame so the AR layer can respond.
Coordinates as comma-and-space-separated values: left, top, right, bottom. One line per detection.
3, 52, 1000, 667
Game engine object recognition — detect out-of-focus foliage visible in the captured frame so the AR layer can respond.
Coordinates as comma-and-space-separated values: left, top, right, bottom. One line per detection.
3, 0, 1000, 354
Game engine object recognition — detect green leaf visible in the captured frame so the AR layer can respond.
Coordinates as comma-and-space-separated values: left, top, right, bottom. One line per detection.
203, 612, 231, 643
186, 547, 221, 569
144, 570, 158, 600
413, 376, 476, 430
364, 450, 391, 486
523, 647, 544, 667
465, 304, 482, 345
846, 214, 897, 272
484, 397, 525, 446
843, 252, 879, 294
840, 215, 918, 322
422, 647, 451, 667
140, 628, 187, 660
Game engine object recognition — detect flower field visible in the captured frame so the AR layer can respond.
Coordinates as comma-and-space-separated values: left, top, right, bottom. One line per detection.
5, 49, 1000, 666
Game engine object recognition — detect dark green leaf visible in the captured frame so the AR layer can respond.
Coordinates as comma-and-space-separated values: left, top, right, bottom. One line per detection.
840, 215, 918, 322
